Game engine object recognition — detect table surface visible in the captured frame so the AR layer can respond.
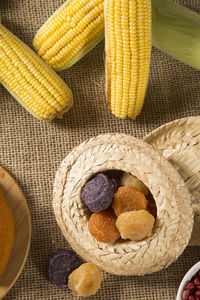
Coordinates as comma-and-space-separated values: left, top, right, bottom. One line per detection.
1, 0, 200, 299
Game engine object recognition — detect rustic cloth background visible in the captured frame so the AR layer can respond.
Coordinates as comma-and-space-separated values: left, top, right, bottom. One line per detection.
1, 0, 200, 299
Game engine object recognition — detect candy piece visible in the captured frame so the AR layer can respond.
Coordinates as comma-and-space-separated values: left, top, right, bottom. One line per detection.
120, 172, 149, 195
116, 210, 155, 241
103, 169, 123, 189
112, 186, 148, 217
68, 263, 102, 297
146, 193, 157, 218
47, 249, 82, 287
88, 209, 120, 243
81, 173, 115, 212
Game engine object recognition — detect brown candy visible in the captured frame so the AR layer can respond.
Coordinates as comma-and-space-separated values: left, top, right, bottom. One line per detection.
116, 210, 155, 241
88, 209, 120, 244
68, 263, 102, 297
112, 186, 148, 217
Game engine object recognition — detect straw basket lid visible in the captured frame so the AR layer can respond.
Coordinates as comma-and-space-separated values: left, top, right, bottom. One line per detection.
53, 133, 193, 276
144, 116, 200, 246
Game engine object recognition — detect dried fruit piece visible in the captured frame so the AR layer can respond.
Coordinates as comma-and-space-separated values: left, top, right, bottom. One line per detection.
120, 172, 149, 195
146, 193, 157, 218
88, 209, 120, 243
112, 186, 148, 217
81, 173, 115, 212
47, 249, 82, 287
182, 289, 190, 300
68, 263, 102, 297
194, 275, 200, 286
195, 290, 200, 296
185, 282, 195, 290
182, 270, 200, 299
116, 210, 155, 241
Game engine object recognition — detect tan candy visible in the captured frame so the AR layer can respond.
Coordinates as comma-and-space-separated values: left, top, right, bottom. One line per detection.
116, 210, 155, 241
68, 263, 102, 297
120, 172, 149, 195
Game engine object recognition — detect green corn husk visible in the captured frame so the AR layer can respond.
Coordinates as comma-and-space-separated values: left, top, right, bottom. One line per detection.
152, 0, 200, 70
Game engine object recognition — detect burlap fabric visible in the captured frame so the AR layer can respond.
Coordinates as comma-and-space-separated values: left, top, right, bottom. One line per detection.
0, 0, 200, 299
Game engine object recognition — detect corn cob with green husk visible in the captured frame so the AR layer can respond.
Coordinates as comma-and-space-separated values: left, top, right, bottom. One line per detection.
34, 0, 200, 73
0, 22, 73, 121
33, 0, 104, 71
105, 0, 152, 119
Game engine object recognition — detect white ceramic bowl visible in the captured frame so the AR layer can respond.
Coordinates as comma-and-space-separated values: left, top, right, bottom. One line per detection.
176, 261, 200, 300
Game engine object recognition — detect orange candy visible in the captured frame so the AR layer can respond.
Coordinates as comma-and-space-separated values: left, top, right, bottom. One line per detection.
88, 209, 120, 244
112, 186, 148, 216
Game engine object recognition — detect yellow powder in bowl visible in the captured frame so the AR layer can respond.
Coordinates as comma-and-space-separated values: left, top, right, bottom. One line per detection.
0, 187, 15, 279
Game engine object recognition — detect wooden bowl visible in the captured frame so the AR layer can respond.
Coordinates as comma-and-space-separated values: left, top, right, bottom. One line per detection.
0, 166, 31, 300
53, 133, 193, 276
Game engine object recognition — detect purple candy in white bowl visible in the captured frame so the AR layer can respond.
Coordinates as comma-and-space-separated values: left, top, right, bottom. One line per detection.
176, 261, 200, 300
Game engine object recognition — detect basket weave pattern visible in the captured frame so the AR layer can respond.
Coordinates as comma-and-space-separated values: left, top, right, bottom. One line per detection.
144, 116, 200, 246
53, 134, 193, 275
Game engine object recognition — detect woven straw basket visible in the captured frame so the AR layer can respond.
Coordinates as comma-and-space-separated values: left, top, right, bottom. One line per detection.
53, 133, 193, 276
144, 116, 200, 246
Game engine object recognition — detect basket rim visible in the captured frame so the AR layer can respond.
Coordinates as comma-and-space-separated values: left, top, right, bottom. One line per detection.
53, 133, 193, 275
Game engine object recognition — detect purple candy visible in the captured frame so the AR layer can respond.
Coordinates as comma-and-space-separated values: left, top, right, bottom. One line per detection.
47, 249, 82, 288
81, 173, 115, 212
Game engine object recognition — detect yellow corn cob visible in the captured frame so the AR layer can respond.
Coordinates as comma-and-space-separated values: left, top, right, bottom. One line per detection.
33, 0, 104, 71
105, 0, 151, 119
0, 23, 73, 121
